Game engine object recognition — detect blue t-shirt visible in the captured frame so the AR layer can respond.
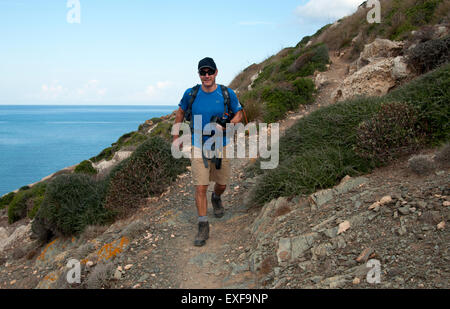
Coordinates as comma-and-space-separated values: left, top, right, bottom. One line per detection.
178, 85, 242, 148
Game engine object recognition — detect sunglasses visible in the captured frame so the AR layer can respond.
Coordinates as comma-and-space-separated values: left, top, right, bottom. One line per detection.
199, 69, 216, 76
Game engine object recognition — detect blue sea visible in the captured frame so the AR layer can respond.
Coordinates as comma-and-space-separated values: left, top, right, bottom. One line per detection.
0, 105, 177, 196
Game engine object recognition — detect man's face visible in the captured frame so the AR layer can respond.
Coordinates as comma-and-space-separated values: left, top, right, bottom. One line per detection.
199, 67, 218, 87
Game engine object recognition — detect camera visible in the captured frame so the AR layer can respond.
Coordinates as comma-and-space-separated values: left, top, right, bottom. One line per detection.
210, 114, 230, 129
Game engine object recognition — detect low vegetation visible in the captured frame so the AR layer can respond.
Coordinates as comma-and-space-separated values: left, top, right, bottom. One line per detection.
236, 43, 327, 123
247, 63, 449, 207
103, 136, 188, 219
74, 160, 97, 175
90, 131, 149, 163
31, 174, 114, 241
7, 182, 47, 223
312, 0, 448, 60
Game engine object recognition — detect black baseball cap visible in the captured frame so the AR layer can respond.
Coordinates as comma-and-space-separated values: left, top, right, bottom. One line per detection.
198, 57, 217, 71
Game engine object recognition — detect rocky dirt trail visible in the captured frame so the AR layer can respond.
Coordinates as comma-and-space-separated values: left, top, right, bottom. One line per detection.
0, 50, 448, 289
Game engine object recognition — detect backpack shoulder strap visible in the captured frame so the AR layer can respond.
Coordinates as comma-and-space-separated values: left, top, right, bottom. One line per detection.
219, 84, 231, 115
185, 84, 200, 121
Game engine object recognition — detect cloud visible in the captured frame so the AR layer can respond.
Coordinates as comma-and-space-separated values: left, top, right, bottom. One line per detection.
145, 81, 172, 97
35, 80, 107, 102
294, 0, 363, 22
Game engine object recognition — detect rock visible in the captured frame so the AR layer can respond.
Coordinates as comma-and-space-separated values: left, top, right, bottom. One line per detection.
379, 195, 393, 205
298, 261, 312, 271
0, 224, 32, 252
368, 201, 381, 210
138, 274, 149, 282
353, 277, 361, 285
357, 38, 404, 69
443, 201, 450, 207
334, 177, 369, 195
436, 26, 448, 37
91, 150, 133, 175
309, 189, 334, 208
314, 72, 328, 89
311, 243, 333, 258
323, 227, 338, 239
310, 275, 323, 283
312, 215, 337, 232
392, 56, 410, 80
335, 58, 396, 102
323, 275, 348, 288
332, 236, 347, 250
0, 227, 8, 240
368, 212, 379, 221
124, 264, 133, 270
291, 232, 319, 259
397, 226, 407, 236
398, 206, 410, 215
337, 221, 351, 235
437, 221, 445, 230
356, 247, 374, 263
277, 238, 291, 263
113, 269, 122, 280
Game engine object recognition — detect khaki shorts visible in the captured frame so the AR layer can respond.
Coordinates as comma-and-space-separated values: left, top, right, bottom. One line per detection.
191, 146, 231, 186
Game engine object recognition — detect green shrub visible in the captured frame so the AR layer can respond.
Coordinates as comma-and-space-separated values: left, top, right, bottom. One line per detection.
261, 85, 298, 123
286, 44, 329, 78
115, 132, 134, 145
27, 182, 47, 219
32, 174, 113, 240
90, 130, 149, 163
150, 117, 162, 124
90, 146, 114, 163
354, 101, 425, 164
7, 182, 48, 223
260, 79, 315, 123
406, 36, 450, 74
250, 144, 367, 206
74, 160, 97, 175
103, 136, 188, 219
252, 63, 277, 87
386, 62, 450, 144
292, 78, 316, 104
8, 190, 33, 223
150, 121, 172, 142
248, 63, 450, 207
296, 35, 312, 48
0, 192, 15, 209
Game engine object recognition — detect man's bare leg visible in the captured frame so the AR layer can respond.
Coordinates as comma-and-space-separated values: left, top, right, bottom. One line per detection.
195, 185, 208, 217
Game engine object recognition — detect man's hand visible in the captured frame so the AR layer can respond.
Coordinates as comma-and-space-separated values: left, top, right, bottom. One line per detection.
173, 107, 185, 148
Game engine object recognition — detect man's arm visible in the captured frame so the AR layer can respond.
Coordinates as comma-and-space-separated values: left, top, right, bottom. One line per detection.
173, 107, 185, 142
229, 110, 243, 125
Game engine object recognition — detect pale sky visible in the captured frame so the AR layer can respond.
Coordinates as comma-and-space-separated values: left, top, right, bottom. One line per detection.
0, 0, 363, 105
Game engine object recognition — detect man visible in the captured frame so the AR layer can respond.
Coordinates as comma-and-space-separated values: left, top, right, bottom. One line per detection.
173, 57, 243, 246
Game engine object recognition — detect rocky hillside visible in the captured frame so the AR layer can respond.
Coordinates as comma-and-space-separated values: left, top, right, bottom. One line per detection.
0, 1, 449, 289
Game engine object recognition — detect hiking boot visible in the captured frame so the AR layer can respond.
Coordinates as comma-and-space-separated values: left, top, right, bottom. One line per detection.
211, 192, 224, 218
194, 221, 209, 247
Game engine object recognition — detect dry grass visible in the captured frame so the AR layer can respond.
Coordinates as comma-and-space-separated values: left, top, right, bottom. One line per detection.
433, 1, 450, 23
434, 142, 450, 167
240, 99, 263, 123
407, 154, 436, 175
